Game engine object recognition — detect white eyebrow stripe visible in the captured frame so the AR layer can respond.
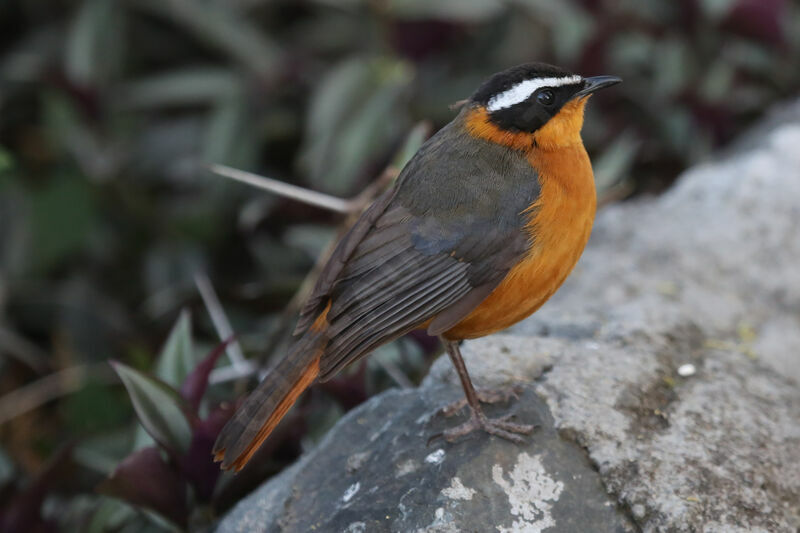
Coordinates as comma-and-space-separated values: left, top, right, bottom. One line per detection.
486, 75, 583, 111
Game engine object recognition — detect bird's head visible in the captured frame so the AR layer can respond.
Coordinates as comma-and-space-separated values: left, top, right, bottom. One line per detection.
465, 63, 620, 151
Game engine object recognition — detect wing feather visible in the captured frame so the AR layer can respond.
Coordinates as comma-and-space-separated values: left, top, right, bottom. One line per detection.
321, 274, 471, 378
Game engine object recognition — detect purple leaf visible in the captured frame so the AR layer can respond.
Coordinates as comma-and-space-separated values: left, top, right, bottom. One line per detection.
408, 330, 441, 357
97, 446, 187, 528
389, 20, 461, 60
178, 403, 236, 501
723, 0, 786, 46
0, 447, 70, 533
318, 360, 367, 410
179, 336, 235, 412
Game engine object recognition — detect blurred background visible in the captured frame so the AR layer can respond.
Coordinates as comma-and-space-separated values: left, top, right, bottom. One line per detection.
1, 0, 799, 531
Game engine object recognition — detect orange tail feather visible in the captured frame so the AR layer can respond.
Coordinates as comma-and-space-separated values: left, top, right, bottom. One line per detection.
213, 334, 324, 471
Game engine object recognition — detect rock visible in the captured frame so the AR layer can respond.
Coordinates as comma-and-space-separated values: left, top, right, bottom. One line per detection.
218, 386, 633, 532
217, 114, 800, 532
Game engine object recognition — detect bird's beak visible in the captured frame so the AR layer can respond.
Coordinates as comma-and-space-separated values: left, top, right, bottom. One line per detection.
573, 75, 622, 98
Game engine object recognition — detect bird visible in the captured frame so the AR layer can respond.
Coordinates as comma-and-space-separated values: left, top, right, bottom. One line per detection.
213, 62, 621, 472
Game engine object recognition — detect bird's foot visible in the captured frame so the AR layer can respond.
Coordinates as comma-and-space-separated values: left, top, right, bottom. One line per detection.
440, 411, 535, 444
438, 385, 522, 417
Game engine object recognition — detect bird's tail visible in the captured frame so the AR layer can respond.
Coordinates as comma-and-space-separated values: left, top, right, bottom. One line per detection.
213, 332, 325, 471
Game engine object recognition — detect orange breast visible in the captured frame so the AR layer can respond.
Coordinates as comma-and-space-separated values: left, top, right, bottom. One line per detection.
443, 142, 596, 340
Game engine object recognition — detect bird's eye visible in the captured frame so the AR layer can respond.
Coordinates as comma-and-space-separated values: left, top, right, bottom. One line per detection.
537, 89, 555, 106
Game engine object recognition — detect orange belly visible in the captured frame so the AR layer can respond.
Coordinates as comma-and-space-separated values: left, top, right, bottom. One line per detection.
443, 143, 596, 340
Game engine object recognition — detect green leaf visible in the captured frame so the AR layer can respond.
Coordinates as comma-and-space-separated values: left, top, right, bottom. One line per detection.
132, 0, 280, 79
74, 427, 138, 475
334, 77, 407, 182
367, 336, 424, 391
301, 58, 372, 190
592, 131, 639, 195
42, 90, 83, 157
391, 122, 431, 171
699, 0, 737, 20
29, 173, 97, 273
86, 499, 138, 533
0, 445, 13, 486
699, 62, 734, 102
283, 224, 336, 259
116, 68, 241, 109
62, 378, 129, 433
300, 57, 413, 194
0, 145, 13, 172
133, 425, 155, 453
154, 310, 195, 387
653, 38, 690, 98
386, 0, 505, 22
203, 93, 247, 166
65, 0, 124, 87
111, 361, 193, 455
517, 0, 593, 62
0, 172, 29, 276
87, 498, 174, 533
609, 33, 655, 72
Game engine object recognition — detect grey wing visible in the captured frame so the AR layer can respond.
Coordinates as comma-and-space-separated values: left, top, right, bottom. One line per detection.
294, 188, 396, 336
316, 202, 526, 380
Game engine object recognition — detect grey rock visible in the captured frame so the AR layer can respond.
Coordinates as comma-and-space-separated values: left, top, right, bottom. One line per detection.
219, 386, 633, 532
218, 115, 800, 532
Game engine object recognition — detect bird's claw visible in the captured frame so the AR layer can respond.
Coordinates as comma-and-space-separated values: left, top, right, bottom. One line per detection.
440, 412, 536, 443
438, 385, 523, 417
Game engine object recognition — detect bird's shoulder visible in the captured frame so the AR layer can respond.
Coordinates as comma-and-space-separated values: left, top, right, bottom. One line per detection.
392, 111, 540, 220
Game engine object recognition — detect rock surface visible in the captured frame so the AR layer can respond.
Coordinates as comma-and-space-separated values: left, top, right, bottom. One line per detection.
217, 114, 800, 532
218, 386, 633, 532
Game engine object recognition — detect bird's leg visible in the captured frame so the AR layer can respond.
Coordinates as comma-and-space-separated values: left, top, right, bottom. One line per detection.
438, 338, 535, 443
438, 385, 522, 416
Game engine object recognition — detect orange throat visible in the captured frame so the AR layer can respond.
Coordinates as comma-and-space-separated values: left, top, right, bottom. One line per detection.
445, 99, 597, 339
464, 97, 590, 152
